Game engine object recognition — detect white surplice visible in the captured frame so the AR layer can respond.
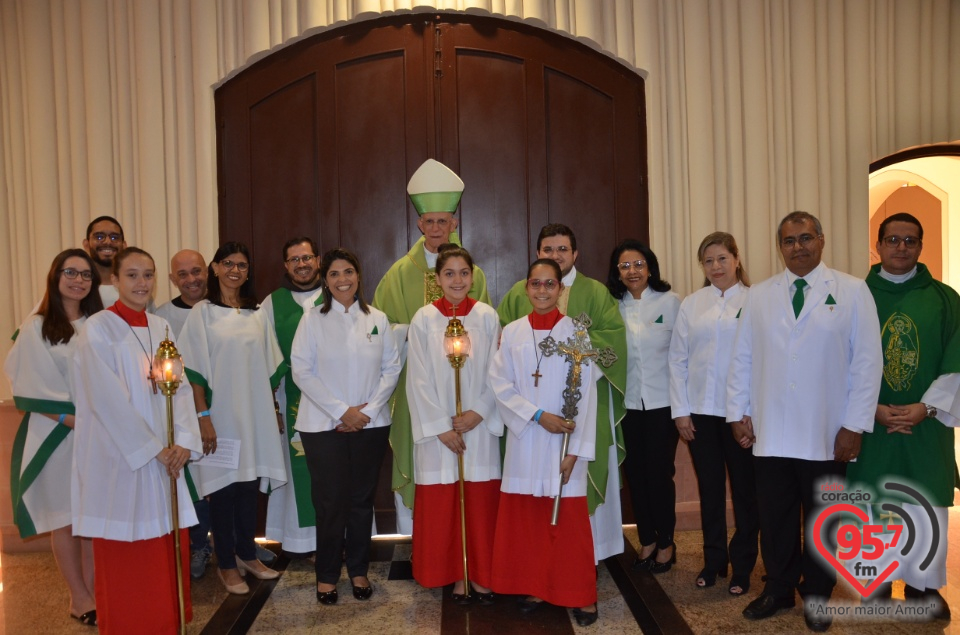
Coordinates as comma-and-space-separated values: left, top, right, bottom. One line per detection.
177, 301, 287, 496
406, 302, 503, 485
489, 316, 598, 498
71, 311, 201, 541
4, 315, 83, 534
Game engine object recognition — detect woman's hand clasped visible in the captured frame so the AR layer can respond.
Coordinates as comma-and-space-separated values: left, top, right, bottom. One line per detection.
438, 429, 466, 455
452, 410, 483, 434
336, 404, 370, 432
157, 445, 191, 478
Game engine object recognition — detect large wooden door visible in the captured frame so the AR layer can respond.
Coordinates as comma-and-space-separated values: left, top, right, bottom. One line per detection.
216, 13, 646, 303
215, 13, 647, 531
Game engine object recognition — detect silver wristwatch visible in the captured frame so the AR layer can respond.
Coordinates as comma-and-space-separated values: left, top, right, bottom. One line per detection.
924, 403, 938, 419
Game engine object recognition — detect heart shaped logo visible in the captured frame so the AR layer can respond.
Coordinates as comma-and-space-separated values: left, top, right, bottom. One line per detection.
811, 503, 899, 598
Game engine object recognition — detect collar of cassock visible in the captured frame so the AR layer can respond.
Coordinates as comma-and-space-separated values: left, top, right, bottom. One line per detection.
528, 308, 563, 330
432, 296, 476, 317
108, 300, 148, 326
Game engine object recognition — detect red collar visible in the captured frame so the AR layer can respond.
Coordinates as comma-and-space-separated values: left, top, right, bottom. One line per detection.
107, 300, 148, 327
528, 308, 563, 330
432, 296, 477, 318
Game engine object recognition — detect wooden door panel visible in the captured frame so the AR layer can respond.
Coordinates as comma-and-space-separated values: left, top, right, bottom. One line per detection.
447, 50, 529, 305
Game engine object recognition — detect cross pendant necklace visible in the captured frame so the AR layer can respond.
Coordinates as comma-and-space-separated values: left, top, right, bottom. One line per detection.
530, 320, 557, 388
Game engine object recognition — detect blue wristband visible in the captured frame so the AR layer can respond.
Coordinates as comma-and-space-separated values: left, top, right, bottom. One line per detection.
533, 409, 544, 423
58, 413, 67, 425
197, 410, 211, 419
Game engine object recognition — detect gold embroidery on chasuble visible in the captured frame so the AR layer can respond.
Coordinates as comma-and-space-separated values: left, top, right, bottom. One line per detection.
881, 311, 919, 392
406, 254, 443, 306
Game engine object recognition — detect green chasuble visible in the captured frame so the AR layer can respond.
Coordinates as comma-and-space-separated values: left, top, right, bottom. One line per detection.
371, 235, 491, 510
847, 264, 960, 507
271, 287, 324, 526
497, 272, 627, 515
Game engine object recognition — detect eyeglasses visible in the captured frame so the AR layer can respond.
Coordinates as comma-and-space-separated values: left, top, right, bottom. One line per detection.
61, 268, 93, 281
881, 235, 921, 248
617, 260, 647, 271
220, 260, 249, 272
90, 232, 123, 244
527, 279, 559, 290
540, 246, 571, 255
781, 234, 820, 248
420, 218, 451, 228
285, 254, 316, 265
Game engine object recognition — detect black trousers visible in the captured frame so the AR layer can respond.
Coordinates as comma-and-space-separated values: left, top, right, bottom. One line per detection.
622, 407, 679, 549
209, 479, 259, 569
301, 425, 390, 584
754, 456, 845, 600
687, 414, 759, 577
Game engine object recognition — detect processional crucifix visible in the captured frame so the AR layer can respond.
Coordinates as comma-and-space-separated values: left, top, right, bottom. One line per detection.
539, 313, 618, 526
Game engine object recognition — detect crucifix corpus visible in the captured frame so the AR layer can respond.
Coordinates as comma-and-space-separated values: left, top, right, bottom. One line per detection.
539, 312, 618, 526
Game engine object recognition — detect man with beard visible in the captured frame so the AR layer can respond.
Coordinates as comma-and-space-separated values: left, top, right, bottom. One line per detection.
496, 223, 627, 564
372, 159, 490, 534
261, 237, 323, 556
846, 213, 959, 621
82, 216, 127, 306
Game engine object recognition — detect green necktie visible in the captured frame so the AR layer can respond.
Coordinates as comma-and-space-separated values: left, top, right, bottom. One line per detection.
792, 278, 807, 318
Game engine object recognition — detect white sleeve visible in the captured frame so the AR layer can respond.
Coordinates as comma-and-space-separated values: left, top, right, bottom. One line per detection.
668, 299, 692, 418
922, 373, 960, 428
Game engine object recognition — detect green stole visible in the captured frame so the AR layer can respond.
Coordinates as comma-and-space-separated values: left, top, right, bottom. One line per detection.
10, 397, 74, 538
271, 287, 323, 526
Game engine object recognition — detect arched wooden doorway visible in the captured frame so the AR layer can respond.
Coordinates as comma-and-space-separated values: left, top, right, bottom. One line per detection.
215, 12, 648, 532
215, 12, 648, 303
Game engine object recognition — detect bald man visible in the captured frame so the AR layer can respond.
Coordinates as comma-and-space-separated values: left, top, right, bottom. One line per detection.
155, 249, 208, 336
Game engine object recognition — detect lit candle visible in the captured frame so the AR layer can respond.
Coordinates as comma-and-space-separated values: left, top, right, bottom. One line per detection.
163, 360, 173, 382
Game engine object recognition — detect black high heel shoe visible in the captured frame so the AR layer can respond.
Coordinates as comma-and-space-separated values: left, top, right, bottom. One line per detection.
696, 564, 728, 588
649, 544, 677, 574
352, 585, 373, 600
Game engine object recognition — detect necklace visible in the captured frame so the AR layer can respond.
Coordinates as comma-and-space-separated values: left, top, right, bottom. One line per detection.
530, 321, 558, 387
123, 319, 157, 394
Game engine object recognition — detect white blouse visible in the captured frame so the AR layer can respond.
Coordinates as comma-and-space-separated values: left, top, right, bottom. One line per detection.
619, 288, 681, 410
290, 300, 401, 432
669, 282, 747, 418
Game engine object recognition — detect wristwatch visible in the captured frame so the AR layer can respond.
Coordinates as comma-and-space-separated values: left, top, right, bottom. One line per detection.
924, 403, 938, 419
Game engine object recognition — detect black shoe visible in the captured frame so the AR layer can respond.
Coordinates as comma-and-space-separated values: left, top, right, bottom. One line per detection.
696, 564, 728, 588
452, 591, 473, 605
632, 544, 657, 570
317, 588, 338, 605
518, 597, 544, 614
70, 610, 97, 627
474, 591, 495, 605
353, 585, 373, 601
804, 611, 833, 632
742, 593, 795, 620
572, 606, 599, 626
905, 586, 951, 621
649, 544, 676, 574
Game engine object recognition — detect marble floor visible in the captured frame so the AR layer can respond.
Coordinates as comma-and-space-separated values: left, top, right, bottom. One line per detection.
3, 515, 960, 634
